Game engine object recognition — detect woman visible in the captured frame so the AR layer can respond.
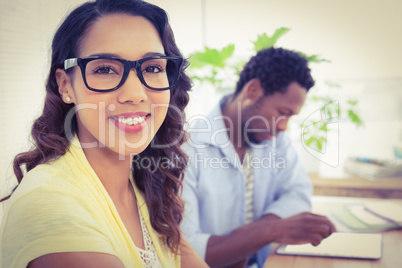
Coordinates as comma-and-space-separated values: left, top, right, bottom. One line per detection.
0, 0, 207, 267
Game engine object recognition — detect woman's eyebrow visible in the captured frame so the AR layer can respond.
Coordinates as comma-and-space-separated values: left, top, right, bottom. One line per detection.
142, 52, 166, 58
87, 53, 120, 58
86, 52, 167, 59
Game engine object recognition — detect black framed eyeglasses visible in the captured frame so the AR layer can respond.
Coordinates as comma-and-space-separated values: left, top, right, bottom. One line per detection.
64, 55, 183, 92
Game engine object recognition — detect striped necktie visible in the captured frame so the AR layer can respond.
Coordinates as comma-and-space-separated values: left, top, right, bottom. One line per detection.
243, 148, 254, 224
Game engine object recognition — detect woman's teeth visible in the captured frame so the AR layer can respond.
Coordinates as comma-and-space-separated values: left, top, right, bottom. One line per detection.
117, 116, 145, 125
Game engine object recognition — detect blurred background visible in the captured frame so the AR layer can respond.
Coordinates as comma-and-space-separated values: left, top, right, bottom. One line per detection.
1, 0, 401, 197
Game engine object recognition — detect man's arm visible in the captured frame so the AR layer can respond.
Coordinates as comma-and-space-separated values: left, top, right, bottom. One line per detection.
205, 213, 336, 268
180, 145, 212, 260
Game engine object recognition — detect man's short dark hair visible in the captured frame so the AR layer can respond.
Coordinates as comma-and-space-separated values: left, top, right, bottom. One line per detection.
234, 47, 315, 96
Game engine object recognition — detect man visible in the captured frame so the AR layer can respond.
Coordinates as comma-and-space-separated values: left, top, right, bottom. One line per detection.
181, 47, 336, 268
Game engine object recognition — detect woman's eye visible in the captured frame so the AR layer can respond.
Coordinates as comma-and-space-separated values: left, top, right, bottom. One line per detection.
94, 66, 116, 75
144, 65, 163, 74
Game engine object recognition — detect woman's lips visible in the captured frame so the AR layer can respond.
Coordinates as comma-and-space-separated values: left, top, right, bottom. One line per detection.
110, 113, 150, 133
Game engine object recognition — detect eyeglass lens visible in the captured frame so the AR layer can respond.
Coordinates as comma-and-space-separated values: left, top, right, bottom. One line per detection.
85, 58, 174, 90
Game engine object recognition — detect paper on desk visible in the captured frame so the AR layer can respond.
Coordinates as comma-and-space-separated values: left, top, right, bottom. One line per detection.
347, 205, 392, 225
331, 202, 402, 232
365, 202, 402, 223
276, 232, 382, 259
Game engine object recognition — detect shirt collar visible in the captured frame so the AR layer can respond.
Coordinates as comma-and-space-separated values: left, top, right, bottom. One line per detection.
186, 95, 232, 147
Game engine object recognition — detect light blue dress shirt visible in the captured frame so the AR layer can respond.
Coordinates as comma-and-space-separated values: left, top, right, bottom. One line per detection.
181, 99, 312, 267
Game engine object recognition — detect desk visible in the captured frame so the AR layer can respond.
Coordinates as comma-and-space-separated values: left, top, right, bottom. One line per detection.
310, 173, 402, 199
264, 196, 402, 268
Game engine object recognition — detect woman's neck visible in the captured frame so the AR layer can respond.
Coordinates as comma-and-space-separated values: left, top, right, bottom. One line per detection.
81, 142, 133, 204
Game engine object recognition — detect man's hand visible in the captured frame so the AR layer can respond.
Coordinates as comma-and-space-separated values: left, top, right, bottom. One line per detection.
205, 212, 336, 267
263, 212, 336, 246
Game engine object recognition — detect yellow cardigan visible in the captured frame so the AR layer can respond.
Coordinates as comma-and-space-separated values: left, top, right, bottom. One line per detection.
0, 137, 179, 268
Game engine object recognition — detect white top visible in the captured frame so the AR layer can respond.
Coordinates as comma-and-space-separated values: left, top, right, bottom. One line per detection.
137, 210, 163, 268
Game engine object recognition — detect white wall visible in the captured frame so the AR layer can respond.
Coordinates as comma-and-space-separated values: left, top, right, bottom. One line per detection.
1, 0, 401, 200
151, 0, 402, 80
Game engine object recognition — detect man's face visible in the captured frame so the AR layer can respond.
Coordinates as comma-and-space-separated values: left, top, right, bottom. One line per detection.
242, 82, 307, 145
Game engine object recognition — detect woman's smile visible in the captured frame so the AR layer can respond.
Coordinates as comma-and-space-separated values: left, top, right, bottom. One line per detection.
109, 112, 150, 133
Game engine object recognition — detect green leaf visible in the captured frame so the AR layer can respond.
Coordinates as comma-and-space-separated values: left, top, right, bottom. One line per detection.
319, 136, 327, 143
335, 105, 340, 117
316, 140, 323, 152
347, 100, 358, 106
252, 33, 271, 51
221, 44, 235, 60
309, 95, 332, 103
325, 81, 341, 88
319, 123, 329, 132
189, 44, 235, 69
347, 110, 363, 126
307, 54, 331, 63
204, 47, 225, 67
326, 109, 332, 119
297, 51, 331, 63
188, 52, 211, 68
305, 136, 315, 146
252, 27, 290, 51
271, 27, 291, 44
311, 95, 320, 102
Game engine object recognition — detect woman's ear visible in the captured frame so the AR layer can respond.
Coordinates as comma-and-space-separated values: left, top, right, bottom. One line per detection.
55, 69, 75, 104
241, 78, 264, 107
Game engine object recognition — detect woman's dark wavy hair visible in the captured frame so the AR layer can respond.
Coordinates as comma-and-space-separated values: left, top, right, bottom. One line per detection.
234, 47, 315, 96
2, 0, 191, 254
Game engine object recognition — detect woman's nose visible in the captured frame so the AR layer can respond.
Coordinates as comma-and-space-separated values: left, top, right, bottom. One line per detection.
117, 70, 148, 104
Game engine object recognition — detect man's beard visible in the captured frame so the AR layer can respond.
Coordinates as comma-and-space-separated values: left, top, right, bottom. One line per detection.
245, 128, 263, 145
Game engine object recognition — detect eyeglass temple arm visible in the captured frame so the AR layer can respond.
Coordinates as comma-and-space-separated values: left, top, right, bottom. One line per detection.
64, 58, 78, 70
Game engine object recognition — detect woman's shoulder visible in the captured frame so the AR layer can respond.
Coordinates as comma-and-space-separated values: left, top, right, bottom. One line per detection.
6, 156, 90, 212
2, 159, 103, 236
14, 160, 76, 193
0, 165, 116, 268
